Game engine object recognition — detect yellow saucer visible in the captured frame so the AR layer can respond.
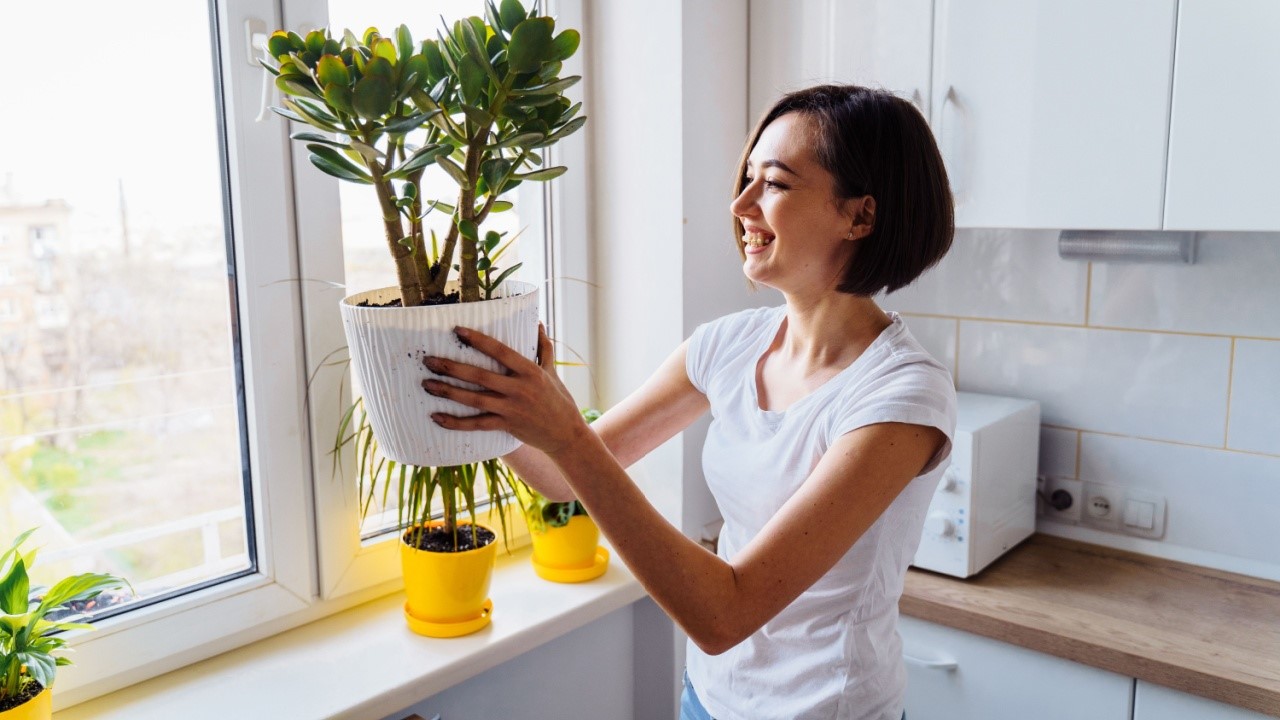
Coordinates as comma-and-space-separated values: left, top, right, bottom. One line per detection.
404, 598, 493, 638
532, 547, 610, 583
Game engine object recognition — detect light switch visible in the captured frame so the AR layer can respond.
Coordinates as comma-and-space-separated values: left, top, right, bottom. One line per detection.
1123, 499, 1156, 530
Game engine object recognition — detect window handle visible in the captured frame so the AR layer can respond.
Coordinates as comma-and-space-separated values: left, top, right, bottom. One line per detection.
246, 18, 273, 122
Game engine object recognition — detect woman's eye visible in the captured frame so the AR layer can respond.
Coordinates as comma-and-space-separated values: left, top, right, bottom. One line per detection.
743, 175, 787, 191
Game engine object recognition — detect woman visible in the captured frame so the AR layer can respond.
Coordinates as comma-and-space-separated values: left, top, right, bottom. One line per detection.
422, 84, 956, 720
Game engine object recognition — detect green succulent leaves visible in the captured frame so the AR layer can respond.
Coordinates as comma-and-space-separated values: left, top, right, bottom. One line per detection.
262, 0, 585, 306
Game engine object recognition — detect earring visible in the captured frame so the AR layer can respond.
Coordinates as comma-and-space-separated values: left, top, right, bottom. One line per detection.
846, 229, 854, 240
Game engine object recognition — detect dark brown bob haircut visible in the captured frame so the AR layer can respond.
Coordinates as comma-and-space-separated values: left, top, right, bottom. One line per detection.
733, 84, 954, 296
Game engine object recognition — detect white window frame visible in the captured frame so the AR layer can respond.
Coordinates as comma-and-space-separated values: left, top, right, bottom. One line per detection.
48, 0, 592, 707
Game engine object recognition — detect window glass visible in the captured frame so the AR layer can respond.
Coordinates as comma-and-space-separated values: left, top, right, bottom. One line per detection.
0, 2, 252, 616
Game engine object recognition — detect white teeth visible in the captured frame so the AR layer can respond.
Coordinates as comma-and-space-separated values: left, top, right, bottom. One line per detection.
744, 232, 775, 247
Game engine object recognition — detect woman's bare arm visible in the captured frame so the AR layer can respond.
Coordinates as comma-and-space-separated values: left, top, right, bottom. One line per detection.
546, 418, 943, 654
500, 340, 709, 501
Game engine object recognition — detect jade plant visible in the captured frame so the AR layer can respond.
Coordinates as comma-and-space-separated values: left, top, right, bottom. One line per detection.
514, 408, 598, 533
0, 529, 130, 712
261, 0, 584, 307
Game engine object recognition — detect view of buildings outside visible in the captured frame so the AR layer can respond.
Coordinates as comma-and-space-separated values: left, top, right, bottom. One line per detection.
0, 2, 250, 611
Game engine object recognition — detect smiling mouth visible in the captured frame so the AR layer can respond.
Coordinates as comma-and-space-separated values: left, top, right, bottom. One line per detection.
744, 231, 775, 248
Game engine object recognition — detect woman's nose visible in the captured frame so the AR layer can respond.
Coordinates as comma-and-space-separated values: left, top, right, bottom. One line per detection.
729, 183, 756, 217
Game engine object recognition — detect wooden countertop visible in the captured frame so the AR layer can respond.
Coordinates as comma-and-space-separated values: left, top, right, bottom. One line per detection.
901, 534, 1280, 716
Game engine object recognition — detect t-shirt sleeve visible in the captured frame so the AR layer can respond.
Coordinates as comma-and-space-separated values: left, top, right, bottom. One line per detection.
827, 359, 958, 476
684, 320, 716, 395
685, 307, 770, 396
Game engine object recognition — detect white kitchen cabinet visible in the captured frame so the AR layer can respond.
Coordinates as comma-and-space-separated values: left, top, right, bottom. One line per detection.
931, 0, 1177, 230
899, 616, 1134, 720
1162, 0, 1280, 231
1134, 681, 1276, 720
748, 0, 933, 123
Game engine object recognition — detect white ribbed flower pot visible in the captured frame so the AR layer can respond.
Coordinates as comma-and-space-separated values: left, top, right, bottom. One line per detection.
340, 280, 539, 467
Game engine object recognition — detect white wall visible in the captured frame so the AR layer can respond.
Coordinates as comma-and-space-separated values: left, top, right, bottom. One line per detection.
884, 230, 1280, 580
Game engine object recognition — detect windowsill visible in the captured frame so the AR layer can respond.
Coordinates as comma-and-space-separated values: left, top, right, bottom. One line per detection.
55, 543, 645, 720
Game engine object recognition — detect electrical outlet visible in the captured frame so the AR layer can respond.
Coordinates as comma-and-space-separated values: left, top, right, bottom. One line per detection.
1082, 481, 1124, 531
1043, 477, 1083, 524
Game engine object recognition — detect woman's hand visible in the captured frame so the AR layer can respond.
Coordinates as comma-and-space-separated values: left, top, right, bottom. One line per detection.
422, 323, 588, 457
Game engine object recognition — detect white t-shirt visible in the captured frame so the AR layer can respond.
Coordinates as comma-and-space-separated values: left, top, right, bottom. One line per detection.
684, 305, 957, 720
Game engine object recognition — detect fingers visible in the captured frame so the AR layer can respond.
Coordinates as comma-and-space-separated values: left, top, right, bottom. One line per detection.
423, 355, 517, 393
422, 378, 502, 414
453, 327, 537, 376
537, 323, 555, 371
431, 411, 507, 432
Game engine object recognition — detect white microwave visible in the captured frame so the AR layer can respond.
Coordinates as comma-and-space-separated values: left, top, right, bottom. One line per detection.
912, 392, 1041, 578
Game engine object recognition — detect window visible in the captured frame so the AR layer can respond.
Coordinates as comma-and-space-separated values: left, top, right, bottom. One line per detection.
2, 0, 252, 614
1, 0, 588, 704
1, 0, 313, 701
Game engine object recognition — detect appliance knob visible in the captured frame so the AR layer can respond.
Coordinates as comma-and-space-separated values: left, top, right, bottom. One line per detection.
939, 470, 959, 492
924, 512, 956, 539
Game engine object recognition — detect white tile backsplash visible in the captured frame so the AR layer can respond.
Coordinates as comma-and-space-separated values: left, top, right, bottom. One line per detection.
885, 229, 1087, 324
1089, 233, 1280, 337
1039, 426, 1079, 478
958, 321, 1231, 446
901, 315, 957, 379
1228, 339, 1280, 455
1076, 433, 1280, 571
894, 230, 1280, 579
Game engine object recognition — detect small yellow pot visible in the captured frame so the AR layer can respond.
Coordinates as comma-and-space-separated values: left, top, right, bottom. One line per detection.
400, 522, 497, 638
530, 515, 609, 583
0, 687, 52, 720
531, 515, 600, 569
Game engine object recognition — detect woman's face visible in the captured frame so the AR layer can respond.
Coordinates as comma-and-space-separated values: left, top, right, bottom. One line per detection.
731, 112, 866, 295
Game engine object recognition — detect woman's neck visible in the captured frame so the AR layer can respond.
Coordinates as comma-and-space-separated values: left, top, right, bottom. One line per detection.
776, 292, 892, 369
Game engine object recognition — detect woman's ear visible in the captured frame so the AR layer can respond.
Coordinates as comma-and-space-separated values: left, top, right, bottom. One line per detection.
846, 195, 876, 241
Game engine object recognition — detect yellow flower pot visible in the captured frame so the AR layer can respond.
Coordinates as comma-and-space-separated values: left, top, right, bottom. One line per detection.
0, 687, 51, 720
400, 523, 497, 638
530, 515, 609, 583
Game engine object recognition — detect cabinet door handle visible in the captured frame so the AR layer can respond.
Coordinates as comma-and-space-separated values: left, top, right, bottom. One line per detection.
904, 652, 959, 671
937, 85, 967, 207
911, 88, 925, 114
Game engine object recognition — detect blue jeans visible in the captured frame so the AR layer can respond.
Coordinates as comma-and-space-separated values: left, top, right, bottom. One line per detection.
680, 670, 906, 720
680, 670, 714, 720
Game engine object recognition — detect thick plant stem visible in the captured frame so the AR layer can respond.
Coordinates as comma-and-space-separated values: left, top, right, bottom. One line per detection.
407, 168, 431, 291
427, 221, 460, 298
370, 168, 423, 306
458, 130, 489, 303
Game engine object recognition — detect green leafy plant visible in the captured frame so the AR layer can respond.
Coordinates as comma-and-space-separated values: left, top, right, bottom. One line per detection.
335, 398, 519, 552
262, 0, 584, 307
0, 529, 130, 711
513, 408, 598, 533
